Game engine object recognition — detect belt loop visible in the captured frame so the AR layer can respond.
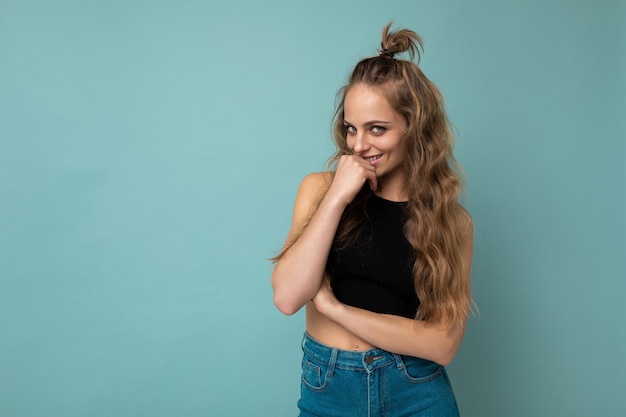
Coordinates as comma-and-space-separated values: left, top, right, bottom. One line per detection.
327, 348, 338, 377
393, 353, 405, 370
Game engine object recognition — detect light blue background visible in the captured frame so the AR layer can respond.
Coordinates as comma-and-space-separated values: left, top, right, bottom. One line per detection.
1, 1, 624, 416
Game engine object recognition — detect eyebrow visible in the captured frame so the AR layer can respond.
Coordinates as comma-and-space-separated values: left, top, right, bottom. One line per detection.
343, 119, 393, 126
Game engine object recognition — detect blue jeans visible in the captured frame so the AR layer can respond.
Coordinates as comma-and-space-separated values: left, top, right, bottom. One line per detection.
298, 333, 460, 417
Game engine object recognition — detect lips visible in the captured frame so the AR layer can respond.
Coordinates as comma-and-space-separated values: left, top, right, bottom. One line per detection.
364, 154, 383, 162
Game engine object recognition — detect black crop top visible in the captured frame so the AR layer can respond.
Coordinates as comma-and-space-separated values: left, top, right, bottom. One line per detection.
327, 194, 419, 319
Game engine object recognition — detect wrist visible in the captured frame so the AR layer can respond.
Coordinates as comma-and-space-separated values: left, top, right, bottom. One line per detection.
322, 187, 351, 210
323, 297, 346, 321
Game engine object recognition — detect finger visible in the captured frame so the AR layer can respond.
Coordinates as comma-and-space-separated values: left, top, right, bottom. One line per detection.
367, 170, 378, 191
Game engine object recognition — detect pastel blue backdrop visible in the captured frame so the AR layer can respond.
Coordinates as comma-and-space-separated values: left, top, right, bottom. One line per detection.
1, 1, 624, 416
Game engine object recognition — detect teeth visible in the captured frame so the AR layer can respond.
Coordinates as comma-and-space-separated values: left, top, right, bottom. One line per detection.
366, 155, 382, 162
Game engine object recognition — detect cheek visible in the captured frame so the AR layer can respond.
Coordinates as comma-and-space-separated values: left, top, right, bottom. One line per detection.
388, 139, 409, 162
380, 136, 404, 153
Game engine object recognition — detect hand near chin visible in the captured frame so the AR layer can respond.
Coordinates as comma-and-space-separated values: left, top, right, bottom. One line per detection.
312, 280, 342, 317
327, 155, 378, 205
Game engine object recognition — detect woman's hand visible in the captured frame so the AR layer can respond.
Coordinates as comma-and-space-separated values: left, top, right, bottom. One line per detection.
326, 155, 377, 206
312, 280, 342, 317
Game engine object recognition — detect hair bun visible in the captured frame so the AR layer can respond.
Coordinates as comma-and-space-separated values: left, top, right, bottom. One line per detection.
380, 22, 424, 62
379, 48, 396, 58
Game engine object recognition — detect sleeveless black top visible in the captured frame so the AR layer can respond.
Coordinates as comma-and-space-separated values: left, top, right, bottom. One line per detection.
327, 194, 419, 319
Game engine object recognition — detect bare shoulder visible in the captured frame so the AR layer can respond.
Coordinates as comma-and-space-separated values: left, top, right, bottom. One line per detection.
297, 172, 333, 198
288, 172, 333, 235
293, 172, 333, 215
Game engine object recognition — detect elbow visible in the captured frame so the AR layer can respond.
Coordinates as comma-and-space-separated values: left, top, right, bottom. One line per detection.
434, 340, 462, 366
425, 330, 463, 366
271, 270, 305, 316
431, 320, 466, 366
273, 292, 302, 316
429, 347, 456, 367
435, 351, 456, 367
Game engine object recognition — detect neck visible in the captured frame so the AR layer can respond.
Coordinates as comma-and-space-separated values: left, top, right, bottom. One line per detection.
374, 170, 408, 202
374, 184, 408, 202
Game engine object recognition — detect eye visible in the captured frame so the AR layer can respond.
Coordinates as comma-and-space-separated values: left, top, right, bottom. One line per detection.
371, 126, 387, 134
344, 124, 357, 134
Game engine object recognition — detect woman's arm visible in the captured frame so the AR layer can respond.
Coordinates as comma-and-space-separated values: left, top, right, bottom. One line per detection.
313, 219, 474, 366
272, 156, 379, 315
271, 172, 343, 315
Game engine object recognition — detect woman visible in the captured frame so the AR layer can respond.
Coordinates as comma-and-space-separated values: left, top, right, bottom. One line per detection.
271, 23, 473, 417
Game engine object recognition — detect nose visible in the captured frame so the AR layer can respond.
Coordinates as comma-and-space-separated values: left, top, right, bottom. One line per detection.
351, 131, 370, 154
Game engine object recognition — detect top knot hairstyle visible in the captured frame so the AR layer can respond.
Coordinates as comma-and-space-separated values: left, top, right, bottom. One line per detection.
379, 25, 423, 61
328, 23, 473, 326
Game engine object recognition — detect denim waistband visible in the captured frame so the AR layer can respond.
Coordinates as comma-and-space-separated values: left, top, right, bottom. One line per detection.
302, 332, 406, 371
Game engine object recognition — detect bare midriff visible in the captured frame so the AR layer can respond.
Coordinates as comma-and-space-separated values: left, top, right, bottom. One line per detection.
305, 302, 375, 352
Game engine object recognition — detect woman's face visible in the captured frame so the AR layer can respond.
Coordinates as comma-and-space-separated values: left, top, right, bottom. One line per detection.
343, 83, 408, 191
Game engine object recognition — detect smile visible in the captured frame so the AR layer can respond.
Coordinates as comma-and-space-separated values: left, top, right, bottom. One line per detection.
364, 154, 383, 162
